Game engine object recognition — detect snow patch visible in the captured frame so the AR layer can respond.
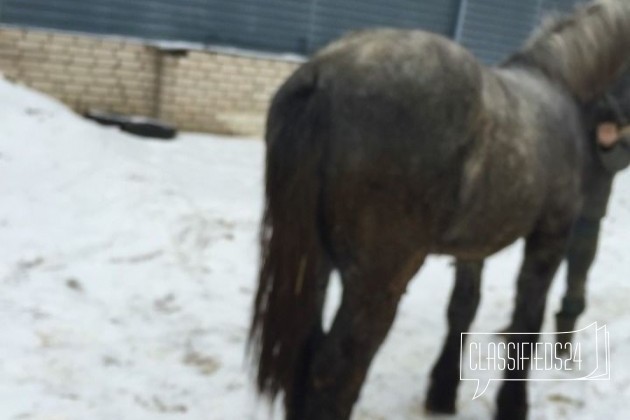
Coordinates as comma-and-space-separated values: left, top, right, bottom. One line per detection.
0, 76, 629, 419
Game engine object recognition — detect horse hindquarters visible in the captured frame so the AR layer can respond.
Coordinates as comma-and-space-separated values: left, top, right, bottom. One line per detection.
250, 59, 431, 420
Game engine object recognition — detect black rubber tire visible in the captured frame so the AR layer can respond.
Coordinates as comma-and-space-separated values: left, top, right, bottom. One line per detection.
84, 110, 178, 140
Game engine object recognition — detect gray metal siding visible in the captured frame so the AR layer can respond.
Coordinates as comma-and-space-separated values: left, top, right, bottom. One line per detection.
544, 0, 587, 13
0, 0, 457, 55
457, 0, 586, 64
2, 0, 213, 40
307, 0, 459, 52
198, 1, 312, 53
458, 0, 540, 64
0, 0, 585, 60
1, 0, 312, 52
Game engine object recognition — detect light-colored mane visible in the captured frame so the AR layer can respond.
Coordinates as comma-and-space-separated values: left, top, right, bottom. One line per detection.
506, 0, 630, 101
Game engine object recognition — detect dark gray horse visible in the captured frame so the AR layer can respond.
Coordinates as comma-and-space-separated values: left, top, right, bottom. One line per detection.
249, 1, 630, 419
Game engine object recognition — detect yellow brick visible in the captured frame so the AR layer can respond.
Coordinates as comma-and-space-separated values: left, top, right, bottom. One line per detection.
23, 30, 51, 44
0, 28, 24, 43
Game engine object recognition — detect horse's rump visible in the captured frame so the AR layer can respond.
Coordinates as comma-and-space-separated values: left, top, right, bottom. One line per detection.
311, 30, 488, 245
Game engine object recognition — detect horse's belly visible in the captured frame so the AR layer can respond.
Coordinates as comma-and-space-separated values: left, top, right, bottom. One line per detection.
433, 228, 525, 259
433, 180, 543, 258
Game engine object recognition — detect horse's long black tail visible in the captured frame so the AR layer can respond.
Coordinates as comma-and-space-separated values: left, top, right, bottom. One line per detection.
248, 65, 330, 415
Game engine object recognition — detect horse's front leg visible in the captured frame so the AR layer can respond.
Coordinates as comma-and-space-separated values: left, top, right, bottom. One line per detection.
497, 225, 572, 420
425, 258, 484, 414
555, 216, 601, 349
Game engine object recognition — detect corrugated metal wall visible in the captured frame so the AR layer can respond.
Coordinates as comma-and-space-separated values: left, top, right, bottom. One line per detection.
545, 0, 585, 13
0, 0, 586, 63
0, 0, 457, 55
306, 0, 459, 53
457, 0, 540, 64
458, 0, 587, 63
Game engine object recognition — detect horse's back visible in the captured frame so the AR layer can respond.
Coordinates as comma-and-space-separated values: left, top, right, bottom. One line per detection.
310, 29, 484, 135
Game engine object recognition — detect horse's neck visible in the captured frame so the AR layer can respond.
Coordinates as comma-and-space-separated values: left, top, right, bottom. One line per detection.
507, 0, 630, 102
482, 68, 562, 125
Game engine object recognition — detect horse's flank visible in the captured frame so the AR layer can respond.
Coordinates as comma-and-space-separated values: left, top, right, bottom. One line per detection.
441, 67, 579, 255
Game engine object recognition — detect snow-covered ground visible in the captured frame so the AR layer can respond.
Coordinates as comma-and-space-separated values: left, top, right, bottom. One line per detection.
0, 76, 629, 420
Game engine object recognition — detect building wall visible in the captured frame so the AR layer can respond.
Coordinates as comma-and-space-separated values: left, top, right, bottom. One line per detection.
0, 0, 459, 56
0, 0, 583, 137
0, 26, 300, 136
158, 49, 298, 135
458, 0, 540, 65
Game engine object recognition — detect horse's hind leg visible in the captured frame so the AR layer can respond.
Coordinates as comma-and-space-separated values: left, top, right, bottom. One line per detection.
299, 251, 426, 420
497, 223, 572, 420
426, 258, 484, 414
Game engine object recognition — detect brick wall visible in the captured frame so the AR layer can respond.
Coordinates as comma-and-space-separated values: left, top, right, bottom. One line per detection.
159, 50, 298, 135
0, 27, 302, 137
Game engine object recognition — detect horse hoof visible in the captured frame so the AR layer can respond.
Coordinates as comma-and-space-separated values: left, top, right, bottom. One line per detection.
425, 390, 457, 414
425, 401, 456, 415
495, 408, 527, 420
